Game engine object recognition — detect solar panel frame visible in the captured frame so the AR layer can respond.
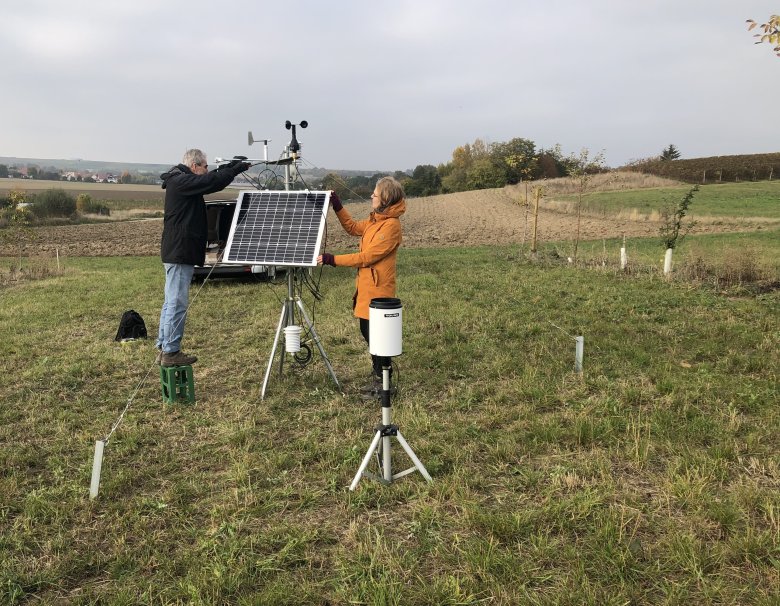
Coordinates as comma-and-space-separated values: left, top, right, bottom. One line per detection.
221, 190, 330, 267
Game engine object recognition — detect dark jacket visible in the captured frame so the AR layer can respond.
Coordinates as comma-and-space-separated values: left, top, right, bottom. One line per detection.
159, 164, 238, 265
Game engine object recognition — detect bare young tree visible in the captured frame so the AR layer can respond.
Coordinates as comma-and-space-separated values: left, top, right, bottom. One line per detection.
567, 148, 605, 262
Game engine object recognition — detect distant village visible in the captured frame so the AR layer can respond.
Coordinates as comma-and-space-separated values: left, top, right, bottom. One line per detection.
0, 163, 158, 184
0, 162, 263, 186
63, 171, 119, 183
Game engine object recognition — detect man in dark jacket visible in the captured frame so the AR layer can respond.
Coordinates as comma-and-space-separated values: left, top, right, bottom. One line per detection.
156, 149, 249, 366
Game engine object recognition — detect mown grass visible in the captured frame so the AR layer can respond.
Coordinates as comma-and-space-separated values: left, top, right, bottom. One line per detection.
568, 230, 780, 288
553, 180, 780, 219
1, 233, 778, 605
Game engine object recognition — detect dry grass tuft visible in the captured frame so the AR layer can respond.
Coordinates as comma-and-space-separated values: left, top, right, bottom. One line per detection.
0, 256, 65, 286
679, 246, 777, 290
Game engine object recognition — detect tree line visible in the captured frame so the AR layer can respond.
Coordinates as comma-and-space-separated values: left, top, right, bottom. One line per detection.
626, 153, 780, 184
313, 138, 596, 200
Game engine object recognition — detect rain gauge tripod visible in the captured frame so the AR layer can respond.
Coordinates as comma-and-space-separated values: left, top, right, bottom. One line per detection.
350, 298, 432, 490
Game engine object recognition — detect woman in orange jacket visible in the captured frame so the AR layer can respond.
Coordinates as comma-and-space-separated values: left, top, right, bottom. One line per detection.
318, 176, 406, 398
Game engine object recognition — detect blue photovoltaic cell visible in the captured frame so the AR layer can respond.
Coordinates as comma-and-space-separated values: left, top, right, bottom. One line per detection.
222, 190, 329, 267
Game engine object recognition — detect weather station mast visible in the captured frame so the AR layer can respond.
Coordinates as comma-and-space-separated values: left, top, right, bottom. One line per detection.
243, 120, 339, 398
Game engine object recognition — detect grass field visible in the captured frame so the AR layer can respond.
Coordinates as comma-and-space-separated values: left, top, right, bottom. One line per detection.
552, 181, 780, 220
570, 230, 780, 286
1, 231, 778, 604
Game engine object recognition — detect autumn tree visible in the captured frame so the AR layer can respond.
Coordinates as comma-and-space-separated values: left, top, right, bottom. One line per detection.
747, 15, 780, 56
466, 157, 506, 190
491, 137, 537, 184
441, 143, 474, 192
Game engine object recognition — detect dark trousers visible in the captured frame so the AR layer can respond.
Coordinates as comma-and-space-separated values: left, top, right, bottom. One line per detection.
359, 318, 391, 378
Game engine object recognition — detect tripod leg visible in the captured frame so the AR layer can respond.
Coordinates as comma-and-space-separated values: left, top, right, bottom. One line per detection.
350, 430, 382, 491
295, 298, 341, 390
383, 434, 393, 482
395, 431, 433, 483
261, 304, 287, 400
380, 380, 393, 482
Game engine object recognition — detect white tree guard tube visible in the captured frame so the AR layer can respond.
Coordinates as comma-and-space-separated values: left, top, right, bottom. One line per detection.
575, 336, 584, 374
89, 440, 105, 499
664, 248, 673, 275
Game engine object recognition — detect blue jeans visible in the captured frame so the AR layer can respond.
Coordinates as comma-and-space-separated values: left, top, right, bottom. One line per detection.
156, 263, 194, 354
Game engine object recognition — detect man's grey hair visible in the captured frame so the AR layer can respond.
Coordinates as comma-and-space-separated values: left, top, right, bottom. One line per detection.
182, 149, 207, 167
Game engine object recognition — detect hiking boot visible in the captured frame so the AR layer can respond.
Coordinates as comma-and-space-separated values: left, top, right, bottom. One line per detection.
161, 350, 198, 367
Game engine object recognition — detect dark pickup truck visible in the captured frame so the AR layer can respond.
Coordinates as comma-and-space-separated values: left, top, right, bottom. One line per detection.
193, 198, 279, 282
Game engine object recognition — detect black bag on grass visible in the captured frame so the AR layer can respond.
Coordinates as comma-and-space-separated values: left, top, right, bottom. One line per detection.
115, 310, 148, 341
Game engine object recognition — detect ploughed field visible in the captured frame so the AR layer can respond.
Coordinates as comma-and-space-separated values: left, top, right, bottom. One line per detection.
1, 187, 772, 258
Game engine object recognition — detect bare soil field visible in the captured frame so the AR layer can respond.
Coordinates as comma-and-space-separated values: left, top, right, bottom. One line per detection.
1, 187, 774, 258
0, 178, 166, 201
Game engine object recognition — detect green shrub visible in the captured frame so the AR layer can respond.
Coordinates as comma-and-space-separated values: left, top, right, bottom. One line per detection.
75, 193, 110, 216
33, 188, 76, 218
75, 193, 92, 213
659, 185, 698, 250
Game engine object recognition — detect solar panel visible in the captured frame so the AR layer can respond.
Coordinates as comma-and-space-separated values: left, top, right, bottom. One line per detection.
221, 190, 330, 267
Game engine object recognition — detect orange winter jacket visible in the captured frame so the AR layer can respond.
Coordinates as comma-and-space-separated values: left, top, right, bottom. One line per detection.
332, 200, 406, 319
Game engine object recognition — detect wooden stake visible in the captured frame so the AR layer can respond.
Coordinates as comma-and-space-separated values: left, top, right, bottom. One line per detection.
531, 188, 540, 253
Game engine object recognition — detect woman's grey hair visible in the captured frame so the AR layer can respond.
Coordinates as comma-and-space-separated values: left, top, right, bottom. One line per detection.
182, 149, 207, 167
375, 176, 405, 212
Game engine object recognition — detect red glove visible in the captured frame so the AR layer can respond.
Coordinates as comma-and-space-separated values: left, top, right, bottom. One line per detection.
330, 192, 343, 212
321, 253, 335, 266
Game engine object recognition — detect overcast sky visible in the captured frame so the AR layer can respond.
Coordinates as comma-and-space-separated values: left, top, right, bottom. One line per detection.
1, 1, 778, 171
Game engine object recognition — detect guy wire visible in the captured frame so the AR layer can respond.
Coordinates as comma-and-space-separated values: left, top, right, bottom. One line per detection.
292, 161, 311, 191
546, 320, 577, 342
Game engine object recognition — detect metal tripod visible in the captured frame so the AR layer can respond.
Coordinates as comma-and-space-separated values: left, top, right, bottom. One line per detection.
350, 366, 432, 490
261, 268, 340, 399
